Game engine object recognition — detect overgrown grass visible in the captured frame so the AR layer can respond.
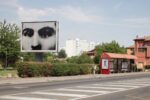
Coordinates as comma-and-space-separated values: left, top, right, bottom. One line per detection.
0, 70, 18, 77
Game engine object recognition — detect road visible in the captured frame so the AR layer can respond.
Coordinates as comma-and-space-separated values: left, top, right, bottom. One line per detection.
0, 73, 149, 100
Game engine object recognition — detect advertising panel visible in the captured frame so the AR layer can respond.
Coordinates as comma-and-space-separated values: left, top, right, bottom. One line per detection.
21, 21, 58, 52
102, 59, 109, 69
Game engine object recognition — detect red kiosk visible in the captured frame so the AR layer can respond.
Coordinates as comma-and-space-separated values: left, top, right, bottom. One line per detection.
100, 53, 137, 74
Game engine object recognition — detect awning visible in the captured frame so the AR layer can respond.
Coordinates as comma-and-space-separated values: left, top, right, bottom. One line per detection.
105, 53, 137, 59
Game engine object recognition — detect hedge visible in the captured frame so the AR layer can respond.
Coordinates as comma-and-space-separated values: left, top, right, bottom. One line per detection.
17, 62, 93, 77
17, 62, 52, 77
50, 63, 92, 76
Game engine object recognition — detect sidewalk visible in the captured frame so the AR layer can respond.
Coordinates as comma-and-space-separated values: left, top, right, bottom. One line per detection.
0, 72, 149, 85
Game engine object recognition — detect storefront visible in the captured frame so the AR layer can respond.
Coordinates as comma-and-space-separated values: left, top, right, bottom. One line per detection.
100, 53, 137, 74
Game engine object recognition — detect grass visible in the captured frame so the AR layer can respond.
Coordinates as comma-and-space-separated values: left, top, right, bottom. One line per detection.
0, 70, 18, 78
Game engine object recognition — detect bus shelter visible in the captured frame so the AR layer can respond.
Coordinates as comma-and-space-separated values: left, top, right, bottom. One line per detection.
100, 53, 137, 74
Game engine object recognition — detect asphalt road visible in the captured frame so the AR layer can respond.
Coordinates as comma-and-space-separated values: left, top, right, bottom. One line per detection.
0, 73, 150, 100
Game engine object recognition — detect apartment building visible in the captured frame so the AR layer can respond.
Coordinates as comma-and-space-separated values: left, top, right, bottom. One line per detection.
65, 38, 96, 57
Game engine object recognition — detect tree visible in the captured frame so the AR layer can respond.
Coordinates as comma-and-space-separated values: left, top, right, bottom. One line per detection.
77, 53, 94, 64
19, 52, 35, 61
58, 49, 67, 58
43, 52, 56, 62
94, 40, 126, 64
67, 53, 93, 64
0, 21, 20, 68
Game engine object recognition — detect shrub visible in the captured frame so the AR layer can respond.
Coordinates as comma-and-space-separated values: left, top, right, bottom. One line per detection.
79, 64, 92, 74
17, 62, 52, 77
145, 65, 150, 69
67, 53, 93, 64
17, 62, 93, 77
95, 64, 100, 74
50, 63, 92, 76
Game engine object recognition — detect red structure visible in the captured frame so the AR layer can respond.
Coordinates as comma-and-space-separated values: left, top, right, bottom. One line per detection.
100, 53, 137, 74
127, 36, 150, 70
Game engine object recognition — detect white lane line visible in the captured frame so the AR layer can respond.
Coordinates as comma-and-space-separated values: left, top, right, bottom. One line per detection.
0, 95, 55, 100
58, 88, 110, 94
130, 82, 150, 84
71, 85, 138, 100
93, 84, 139, 88
76, 86, 126, 90
119, 81, 150, 84
116, 79, 150, 83
13, 86, 28, 89
32, 91, 87, 98
125, 79, 150, 82
114, 83, 149, 86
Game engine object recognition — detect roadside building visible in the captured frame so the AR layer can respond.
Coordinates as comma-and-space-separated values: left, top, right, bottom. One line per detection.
100, 52, 137, 74
127, 36, 150, 70
87, 49, 95, 59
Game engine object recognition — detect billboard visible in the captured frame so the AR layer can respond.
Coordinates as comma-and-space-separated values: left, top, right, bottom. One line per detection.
21, 21, 58, 52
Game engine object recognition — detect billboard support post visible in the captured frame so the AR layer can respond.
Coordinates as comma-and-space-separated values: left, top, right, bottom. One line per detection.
35, 53, 44, 62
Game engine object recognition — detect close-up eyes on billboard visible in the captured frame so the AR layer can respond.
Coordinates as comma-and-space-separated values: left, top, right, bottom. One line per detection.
21, 21, 58, 52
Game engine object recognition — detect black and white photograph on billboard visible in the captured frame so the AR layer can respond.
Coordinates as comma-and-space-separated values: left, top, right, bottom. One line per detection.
21, 21, 58, 52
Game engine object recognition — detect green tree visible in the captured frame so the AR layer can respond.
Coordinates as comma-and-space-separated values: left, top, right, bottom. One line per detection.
77, 53, 94, 64
0, 21, 20, 68
43, 52, 56, 62
58, 49, 67, 58
67, 53, 93, 64
94, 40, 126, 64
19, 52, 35, 61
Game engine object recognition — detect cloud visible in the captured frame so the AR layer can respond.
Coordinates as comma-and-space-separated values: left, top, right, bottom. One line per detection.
113, 2, 124, 11
0, 0, 19, 8
17, 6, 101, 23
17, 7, 50, 21
123, 18, 150, 27
58, 6, 101, 23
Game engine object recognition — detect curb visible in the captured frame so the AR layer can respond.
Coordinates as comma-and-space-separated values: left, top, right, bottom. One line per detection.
0, 72, 149, 85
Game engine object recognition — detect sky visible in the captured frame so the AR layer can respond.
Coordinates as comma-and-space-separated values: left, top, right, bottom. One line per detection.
0, 0, 150, 48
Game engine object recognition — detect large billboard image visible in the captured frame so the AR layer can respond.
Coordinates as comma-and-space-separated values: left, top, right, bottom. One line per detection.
21, 21, 58, 52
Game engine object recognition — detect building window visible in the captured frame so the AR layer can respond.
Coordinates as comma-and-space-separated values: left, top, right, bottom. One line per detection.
138, 48, 145, 52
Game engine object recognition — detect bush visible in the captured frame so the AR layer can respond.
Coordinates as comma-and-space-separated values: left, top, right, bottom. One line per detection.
145, 65, 150, 69
67, 53, 94, 64
17, 62, 52, 77
17, 62, 93, 77
50, 63, 92, 76
95, 64, 100, 74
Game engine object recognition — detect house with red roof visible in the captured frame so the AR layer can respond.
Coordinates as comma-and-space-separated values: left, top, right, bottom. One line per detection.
127, 36, 150, 70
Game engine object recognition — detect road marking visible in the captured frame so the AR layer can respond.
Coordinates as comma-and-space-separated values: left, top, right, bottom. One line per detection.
114, 83, 149, 86
120, 80, 150, 83
93, 84, 139, 88
0, 77, 150, 100
32, 91, 87, 97
71, 87, 130, 100
13, 86, 28, 89
122, 80, 150, 83
0, 95, 55, 100
76, 86, 126, 90
58, 88, 110, 94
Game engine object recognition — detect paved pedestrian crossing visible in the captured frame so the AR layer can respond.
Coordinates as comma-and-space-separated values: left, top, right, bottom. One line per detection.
0, 78, 150, 100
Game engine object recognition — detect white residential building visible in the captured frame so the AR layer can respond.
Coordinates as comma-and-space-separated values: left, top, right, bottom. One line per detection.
65, 38, 96, 57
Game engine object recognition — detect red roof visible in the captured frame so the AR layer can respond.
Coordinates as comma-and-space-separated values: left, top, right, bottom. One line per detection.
105, 53, 137, 59
126, 45, 135, 49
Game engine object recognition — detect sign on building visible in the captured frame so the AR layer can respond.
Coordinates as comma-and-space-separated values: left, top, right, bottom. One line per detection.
21, 21, 59, 52
102, 59, 109, 69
